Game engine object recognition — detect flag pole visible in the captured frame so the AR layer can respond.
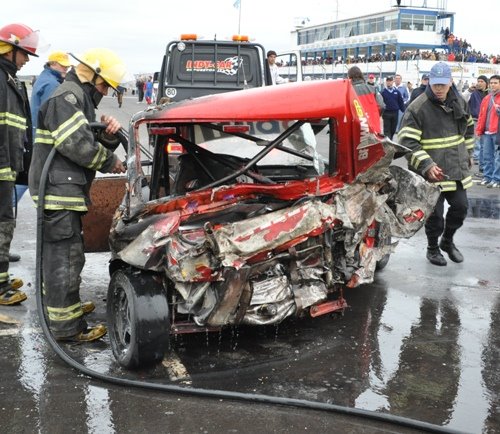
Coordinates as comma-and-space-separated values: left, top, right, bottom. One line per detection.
238, 0, 242, 34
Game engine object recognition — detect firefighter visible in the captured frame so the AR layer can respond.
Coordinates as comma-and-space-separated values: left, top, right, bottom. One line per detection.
0, 23, 40, 305
398, 62, 475, 266
29, 48, 126, 341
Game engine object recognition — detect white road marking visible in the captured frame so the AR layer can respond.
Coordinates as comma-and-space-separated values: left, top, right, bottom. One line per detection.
0, 313, 20, 325
0, 328, 20, 336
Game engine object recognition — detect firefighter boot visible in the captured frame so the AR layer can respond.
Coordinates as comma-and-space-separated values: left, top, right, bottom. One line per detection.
0, 278, 27, 305
9, 253, 20, 262
439, 238, 464, 263
82, 301, 95, 315
57, 324, 107, 343
426, 246, 447, 266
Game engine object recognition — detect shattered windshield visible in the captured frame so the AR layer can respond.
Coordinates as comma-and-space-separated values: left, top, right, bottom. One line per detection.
193, 121, 326, 174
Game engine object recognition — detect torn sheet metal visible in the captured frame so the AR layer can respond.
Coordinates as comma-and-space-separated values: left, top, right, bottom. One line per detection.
208, 200, 338, 269
114, 158, 438, 326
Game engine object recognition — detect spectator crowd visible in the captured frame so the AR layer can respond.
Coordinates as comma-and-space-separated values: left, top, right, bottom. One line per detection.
285, 31, 499, 67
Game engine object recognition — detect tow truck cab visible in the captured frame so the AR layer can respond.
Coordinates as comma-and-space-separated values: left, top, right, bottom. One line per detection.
156, 34, 269, 103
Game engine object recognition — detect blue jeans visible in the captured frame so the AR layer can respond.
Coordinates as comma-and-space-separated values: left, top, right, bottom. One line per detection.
12, 184, 28, 207
481, 134, 500, 183
396, 110, 404, 132
472, 122, 484, 170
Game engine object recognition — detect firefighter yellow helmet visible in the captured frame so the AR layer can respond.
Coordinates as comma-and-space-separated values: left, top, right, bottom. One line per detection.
71, 48, 126, 90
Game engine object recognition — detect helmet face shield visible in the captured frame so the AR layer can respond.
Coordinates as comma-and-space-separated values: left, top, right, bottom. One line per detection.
71, 48, 126, 91
0, 24, 40, 56
17, 29, 39, 55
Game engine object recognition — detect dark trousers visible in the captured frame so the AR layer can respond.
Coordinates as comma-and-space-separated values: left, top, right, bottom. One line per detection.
383, 110, 399, 139
425, 186, 468, 246
0, 181, 15, 289
42, 210, 87, 338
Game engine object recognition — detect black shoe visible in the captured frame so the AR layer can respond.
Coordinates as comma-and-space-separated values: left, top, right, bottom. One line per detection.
439, 239, 464, 263
8, 253, 20, 262
426, 246, 447, 266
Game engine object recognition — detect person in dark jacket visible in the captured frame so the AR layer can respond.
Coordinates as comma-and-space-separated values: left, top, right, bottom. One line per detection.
29, 48, 126, 341
381, 76, 405, 139
14, 51, 72, 208
116, 85, 126, 107
348, 66, 385, 115
0, 23, 40, 305
398, 62, 475, 266
407, 74, 429, 105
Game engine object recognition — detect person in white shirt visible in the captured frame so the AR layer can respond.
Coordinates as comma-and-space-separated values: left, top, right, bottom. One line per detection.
395, 73, 409, 131
395, 73, 409, 104
266, 50, 288, 85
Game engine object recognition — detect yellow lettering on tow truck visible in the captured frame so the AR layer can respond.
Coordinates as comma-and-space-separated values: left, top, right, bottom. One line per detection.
353, 99, 364, 118
353, 99, 371, 160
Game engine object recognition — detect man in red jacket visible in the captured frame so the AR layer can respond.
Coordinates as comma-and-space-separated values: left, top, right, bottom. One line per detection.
476, 75, 500, 188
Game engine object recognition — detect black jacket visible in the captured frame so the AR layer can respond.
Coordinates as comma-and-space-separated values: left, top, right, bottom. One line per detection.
0, 56, 32, 184
408, 84, 426, 106
29, 70, 118, 211
381, 87, 405, 112
398, 87, 475, 192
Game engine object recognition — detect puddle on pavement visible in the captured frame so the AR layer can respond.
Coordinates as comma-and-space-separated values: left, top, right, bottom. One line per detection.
468, 197, 500, 219
4, 271, 500, 434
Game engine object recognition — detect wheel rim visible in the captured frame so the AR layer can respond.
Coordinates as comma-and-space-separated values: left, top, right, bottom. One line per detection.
113, 286, 132, 352
107, 269, 171, 368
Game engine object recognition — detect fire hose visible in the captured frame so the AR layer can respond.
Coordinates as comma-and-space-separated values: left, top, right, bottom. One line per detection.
34, 125, 465, 434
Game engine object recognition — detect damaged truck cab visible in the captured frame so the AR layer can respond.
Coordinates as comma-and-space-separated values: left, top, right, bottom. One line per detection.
106, 79, 439, 368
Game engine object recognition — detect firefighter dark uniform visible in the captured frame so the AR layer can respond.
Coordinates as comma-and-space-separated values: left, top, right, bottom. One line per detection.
398, 73, 474, 266
29, 48, 126, 341
0, 23, 40, 305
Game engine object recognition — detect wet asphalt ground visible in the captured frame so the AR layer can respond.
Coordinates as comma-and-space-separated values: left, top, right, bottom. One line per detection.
0, 94, 499, 434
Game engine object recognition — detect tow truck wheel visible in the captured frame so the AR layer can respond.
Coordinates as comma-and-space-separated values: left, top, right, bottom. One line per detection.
107, 269, 170, 369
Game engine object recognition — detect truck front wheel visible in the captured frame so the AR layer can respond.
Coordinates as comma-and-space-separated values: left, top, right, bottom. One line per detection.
107, 269, 170, 369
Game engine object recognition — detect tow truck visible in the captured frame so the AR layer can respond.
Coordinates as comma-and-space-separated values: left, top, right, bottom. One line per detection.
156, 33, 269, 103
155, 34, 270, 183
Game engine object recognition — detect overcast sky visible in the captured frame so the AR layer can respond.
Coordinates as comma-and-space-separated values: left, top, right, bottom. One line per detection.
4, 0, 498, 77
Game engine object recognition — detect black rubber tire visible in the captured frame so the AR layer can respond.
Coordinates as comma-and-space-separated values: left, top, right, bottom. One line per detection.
375, 235, 391, 271
107, 269, 170, 369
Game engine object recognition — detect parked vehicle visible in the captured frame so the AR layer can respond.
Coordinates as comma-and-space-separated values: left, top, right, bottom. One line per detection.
105, 79, 439, 369
156, 34, 269, 103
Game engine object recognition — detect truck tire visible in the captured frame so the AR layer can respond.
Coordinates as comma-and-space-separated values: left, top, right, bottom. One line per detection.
375, 235, 391, 271
107, 269, 170, 369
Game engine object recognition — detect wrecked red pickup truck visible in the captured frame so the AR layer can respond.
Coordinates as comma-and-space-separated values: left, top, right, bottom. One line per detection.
106, 79, 439, 368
